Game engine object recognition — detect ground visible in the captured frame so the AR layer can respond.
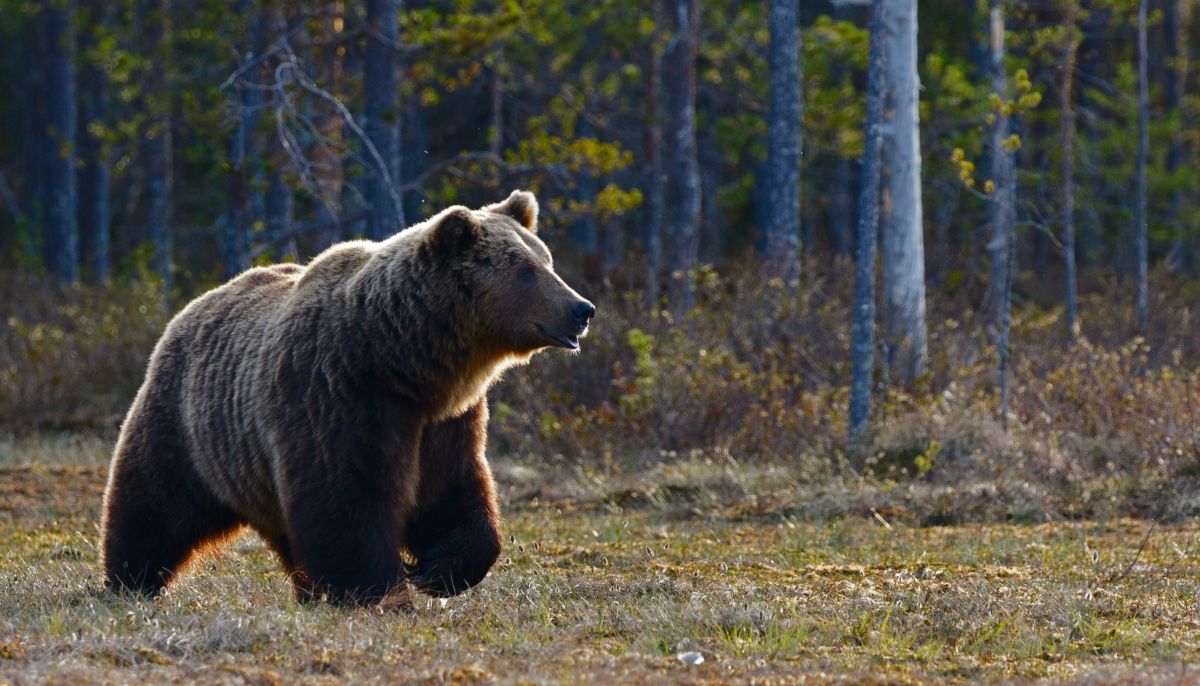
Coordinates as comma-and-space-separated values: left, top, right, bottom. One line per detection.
1, 435, 1198, 685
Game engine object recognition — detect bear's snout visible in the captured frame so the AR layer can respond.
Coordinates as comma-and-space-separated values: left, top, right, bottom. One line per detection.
572, 300, 596, 333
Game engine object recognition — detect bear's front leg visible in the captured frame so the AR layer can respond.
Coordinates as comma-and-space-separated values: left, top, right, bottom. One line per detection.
286, 489, 410, 606
281, 428, 420, 607
406, 400, 502, 597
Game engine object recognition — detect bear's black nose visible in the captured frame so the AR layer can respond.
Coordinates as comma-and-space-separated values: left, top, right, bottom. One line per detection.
573, 300, 596, 329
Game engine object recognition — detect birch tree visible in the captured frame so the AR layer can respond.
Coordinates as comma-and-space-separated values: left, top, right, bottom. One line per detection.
987, 0, 1018, 428
986, 0, 1015, 326
664, 0, 701, 315
879, 0, 928, 384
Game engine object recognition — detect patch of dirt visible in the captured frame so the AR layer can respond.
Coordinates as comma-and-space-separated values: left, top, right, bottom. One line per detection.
0, 465, 106, 521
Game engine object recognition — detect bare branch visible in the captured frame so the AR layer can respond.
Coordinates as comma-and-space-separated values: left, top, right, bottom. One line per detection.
274, 39, 405, 230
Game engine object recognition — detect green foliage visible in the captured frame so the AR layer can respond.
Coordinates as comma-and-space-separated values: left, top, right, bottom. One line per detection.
2, 0, 1198, 277
950, 66, 1044, 196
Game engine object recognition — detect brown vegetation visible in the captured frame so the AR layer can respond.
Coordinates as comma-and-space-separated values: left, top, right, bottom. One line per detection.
3, 265, 1199, 524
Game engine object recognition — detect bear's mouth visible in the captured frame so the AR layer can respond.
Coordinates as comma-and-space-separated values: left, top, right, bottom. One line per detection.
536, 324, 580, 350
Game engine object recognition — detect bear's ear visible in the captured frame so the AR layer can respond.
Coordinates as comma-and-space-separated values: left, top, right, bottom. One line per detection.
430, 206, 483, 257
485, 190, 539, 232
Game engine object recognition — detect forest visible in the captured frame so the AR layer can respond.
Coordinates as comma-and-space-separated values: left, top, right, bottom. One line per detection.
1, 0, 1200, 684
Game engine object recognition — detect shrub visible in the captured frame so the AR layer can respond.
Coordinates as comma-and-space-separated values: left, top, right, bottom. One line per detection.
0, 270, 169, 432
3, 263, 1199, 519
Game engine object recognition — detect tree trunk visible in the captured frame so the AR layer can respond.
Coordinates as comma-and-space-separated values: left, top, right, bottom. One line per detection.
266, 165, 296, 261
643, 13, 665, 309
986, 0, 1015, 324
15, 11, 46, 259
765, 0, 802, 284
664, 0, 701, 316
849, 0, 886, 447
402, 96, 428, 223
338, 11, 364, 241
309, 10, 346, 249
879, 0, 928, 384
986, 0, 1018, 426
1061, 0, 1079, 338
699, 128, 724, 264
364, 0, 404, 240
223, 0, 266, 279
43, 0, 80, 284
143, 0, 173, 291
78, 0, 111, 284
1165, 0, 1193, 272
1134, 0, 1149, 332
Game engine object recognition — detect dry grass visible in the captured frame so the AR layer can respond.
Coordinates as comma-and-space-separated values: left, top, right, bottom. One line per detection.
2, 444, 1199, 685
2, 269, 1200, 682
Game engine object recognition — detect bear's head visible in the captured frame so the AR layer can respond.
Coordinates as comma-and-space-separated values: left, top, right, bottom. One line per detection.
426, 190, 595, 356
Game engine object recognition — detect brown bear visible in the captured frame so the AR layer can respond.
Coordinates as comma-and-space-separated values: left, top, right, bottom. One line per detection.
100, 190, 594, 606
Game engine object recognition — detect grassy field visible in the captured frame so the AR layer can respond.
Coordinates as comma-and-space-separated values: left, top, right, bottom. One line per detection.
1, 435, 1199, 685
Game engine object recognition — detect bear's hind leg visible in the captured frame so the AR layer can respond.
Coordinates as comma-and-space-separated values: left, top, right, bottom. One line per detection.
102, 431, 242, 596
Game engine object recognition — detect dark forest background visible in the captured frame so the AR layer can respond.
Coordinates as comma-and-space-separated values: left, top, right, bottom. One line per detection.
5, 1, 1196, 295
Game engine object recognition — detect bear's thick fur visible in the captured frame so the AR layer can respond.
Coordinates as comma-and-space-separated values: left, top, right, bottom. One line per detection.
100, 191, 594, 606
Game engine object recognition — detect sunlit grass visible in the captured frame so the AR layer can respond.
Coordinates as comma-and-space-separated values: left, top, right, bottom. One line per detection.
1, 450, 1199, 684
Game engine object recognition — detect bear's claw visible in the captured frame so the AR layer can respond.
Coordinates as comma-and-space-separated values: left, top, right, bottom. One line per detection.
405, 556, 473, 598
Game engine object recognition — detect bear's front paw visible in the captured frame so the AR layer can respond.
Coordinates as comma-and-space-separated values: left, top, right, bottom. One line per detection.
405, 553, 476, 598
406, 530, 500, 597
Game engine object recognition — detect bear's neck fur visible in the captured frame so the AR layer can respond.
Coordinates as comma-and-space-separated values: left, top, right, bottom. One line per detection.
312, 234, 514, 422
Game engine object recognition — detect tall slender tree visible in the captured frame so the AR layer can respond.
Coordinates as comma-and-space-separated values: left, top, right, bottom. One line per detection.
986, 0, 1015, 324
223, 0, 266, 279
879, 0, 928, 383
1134, 0, 1149, 332
143, 0, 174, 290
849, 0, 886, 446
15, 10, 46, 256
765, 0, 802, 284
78, 0, 112, 283
1165, 0, 1193, 272
643, 11, 665, 309
1060, 0, 1080, 338
43, 0, 80, 284
664, 0, 701, 316
1164, 0, 1193, 271
364, 0, 405, 240
987, 0, 1018, 427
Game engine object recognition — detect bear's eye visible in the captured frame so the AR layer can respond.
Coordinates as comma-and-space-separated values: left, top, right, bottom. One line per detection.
518, 265, 537, 283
